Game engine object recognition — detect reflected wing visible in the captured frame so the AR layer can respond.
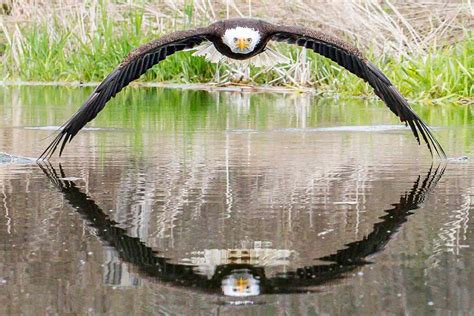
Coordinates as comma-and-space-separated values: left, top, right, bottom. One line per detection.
267, 163, 445, 292
39, 162, 209, 288
317, 163, 445, 265
40, 28, 213, 159
270, 26, 445, 158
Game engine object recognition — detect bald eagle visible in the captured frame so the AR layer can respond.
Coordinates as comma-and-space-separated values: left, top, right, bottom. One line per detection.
39, 18, 445, 159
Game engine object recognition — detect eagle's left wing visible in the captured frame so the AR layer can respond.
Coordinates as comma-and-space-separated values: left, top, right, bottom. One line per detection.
39, 27, 215, 159
268, 25, 445, 158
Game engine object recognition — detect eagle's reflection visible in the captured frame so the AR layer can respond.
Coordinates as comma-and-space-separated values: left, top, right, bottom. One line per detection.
221, 269, 260, 297
39, 163, 445, 296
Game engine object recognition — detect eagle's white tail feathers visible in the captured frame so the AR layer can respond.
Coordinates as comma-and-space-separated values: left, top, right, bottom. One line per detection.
192, 42, 289, 67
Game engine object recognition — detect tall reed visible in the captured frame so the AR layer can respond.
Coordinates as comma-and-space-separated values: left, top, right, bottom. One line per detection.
0, 0, 472, 102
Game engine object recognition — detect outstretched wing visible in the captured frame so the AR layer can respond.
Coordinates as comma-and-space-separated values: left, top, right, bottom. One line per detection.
269, 25, 445, 158
39, 27, 213, 159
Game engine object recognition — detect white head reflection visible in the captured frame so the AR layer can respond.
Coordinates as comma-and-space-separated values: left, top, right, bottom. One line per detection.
221, 269, 260, 297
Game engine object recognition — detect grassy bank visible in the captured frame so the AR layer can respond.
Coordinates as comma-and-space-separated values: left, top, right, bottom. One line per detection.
0, 1, 472, 103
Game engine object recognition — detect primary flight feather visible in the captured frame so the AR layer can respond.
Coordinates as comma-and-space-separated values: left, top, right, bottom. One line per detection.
39, 18, 445, 159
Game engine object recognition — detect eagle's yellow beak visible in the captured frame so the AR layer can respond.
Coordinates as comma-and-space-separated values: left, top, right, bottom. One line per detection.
236, 38, 250, 51
235, 277, 249, 293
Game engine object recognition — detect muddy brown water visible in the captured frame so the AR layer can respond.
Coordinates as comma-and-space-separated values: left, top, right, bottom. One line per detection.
0, 86, 472, 314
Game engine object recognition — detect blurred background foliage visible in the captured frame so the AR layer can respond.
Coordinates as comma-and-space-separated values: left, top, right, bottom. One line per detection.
0, 0, 472, 103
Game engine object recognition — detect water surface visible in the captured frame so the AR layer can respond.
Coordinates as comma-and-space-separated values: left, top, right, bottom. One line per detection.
0, 86, 473, 314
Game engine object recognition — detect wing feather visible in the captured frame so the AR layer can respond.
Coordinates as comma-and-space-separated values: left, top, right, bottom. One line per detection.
270, 26, 445, 158
39, 28, 212, 159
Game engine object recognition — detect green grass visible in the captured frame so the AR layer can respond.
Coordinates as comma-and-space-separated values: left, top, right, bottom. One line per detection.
0, 6, 472, 104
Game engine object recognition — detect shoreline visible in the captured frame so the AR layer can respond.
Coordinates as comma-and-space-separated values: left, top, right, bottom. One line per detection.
0, 81, 318, 94
1, 81, 471, 104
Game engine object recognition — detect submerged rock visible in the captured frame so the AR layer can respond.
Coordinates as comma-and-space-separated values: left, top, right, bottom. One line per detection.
0, 152, 35, 164
447, 156, 470, 162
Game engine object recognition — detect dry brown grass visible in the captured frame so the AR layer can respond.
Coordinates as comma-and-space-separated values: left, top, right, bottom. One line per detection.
0, 0, 472, 97
2, 0, 472, 55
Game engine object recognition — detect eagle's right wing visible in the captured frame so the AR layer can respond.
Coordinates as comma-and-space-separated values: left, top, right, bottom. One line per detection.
269, 25, 445, 158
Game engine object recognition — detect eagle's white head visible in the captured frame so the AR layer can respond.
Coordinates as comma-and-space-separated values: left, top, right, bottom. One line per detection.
193, 24, 288, 67
222, 27, 261, 54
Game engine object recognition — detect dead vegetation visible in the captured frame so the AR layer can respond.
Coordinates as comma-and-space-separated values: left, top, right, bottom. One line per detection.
0, 1, 472, 101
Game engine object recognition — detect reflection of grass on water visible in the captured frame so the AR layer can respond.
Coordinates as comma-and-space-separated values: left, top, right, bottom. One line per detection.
5, 85, 472, 129
0, 85, 472, 156
0, 1, 472, 104
4, 86, 473, 147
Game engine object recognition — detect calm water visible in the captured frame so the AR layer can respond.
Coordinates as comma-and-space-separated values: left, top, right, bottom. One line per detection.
0, 86, 473, 315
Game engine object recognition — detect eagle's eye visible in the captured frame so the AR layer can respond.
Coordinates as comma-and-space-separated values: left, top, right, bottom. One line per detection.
233, 37, 238, 42
247, 38, 252, 42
